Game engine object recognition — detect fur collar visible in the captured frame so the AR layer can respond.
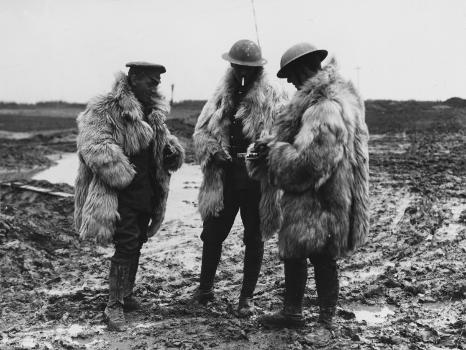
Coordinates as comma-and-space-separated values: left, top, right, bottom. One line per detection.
207, 67, 284, 140
273, 58, 351, 143
288, 58, 342, 112
291, 58, 361, 111
299, 58, 339, 96
84, 72, 170, 156
109, 71, 170, 126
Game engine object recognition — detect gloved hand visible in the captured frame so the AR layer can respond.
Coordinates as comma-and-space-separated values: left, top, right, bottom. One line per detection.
163, 144, 178, 164
247, 141, 269, 160
212, 149, 232, 166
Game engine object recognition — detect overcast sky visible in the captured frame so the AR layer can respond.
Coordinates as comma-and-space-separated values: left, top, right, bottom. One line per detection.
1, 0, 465, 103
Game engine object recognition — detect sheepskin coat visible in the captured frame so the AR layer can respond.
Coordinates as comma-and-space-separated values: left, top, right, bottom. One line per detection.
247, 59, 370, 258
193, 68, 288, 237
74, 72, 184, 243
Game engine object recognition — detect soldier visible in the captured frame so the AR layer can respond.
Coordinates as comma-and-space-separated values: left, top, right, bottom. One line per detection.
246, 43, 370, 346
74, 62, 185, 331
192, 39, 287, 316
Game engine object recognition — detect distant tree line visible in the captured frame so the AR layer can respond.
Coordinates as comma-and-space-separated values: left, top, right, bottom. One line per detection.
171, 100, 206, 109
0, 101, 86, 109
0, 97, 464, 110
0, 100, 210, 110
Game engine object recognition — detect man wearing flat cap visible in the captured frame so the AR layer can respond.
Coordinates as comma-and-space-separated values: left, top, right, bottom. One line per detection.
247, 43, 369, 345
74, 62, 185, 331
192, 39, 287, 316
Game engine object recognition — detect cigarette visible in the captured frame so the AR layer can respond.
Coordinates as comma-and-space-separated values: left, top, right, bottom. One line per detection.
241, 77, 245, 86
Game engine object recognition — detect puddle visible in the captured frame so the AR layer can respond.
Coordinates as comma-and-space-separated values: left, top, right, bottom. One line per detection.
340, 260, 394, 287
143, 232, 200, 271
3, 323, 106, 349
435, 201, 466, 242
350, 305, 395, 325
369, 133, 407, 141
390, 195, 413, 233
163, 164, 201, 222
369, 133, 410, 155
0, 130, 34, 139
33, 153, 202, 222
32, 153, 79, 185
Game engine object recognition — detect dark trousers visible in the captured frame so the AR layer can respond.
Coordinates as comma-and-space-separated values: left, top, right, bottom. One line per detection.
308, 251, 339, 312
284, 250, 339, 320
199, 178, 264, 298
112, 203, 151, 262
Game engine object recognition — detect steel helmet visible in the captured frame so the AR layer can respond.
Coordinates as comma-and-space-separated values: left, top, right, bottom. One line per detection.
222, 39, 267, 67
277, 43, 328, 78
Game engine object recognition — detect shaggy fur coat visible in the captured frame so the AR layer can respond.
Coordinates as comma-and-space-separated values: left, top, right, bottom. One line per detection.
193, 68, 288, 238
74, 72, 184, 243
247, 59, 370, 258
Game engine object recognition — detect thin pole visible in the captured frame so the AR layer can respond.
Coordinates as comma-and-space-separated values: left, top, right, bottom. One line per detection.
355, 66, 361, 90
250, 0, 261, 48
170, 83, 174, 106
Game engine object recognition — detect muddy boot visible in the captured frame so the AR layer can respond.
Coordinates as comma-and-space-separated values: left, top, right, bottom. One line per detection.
104, 259, 130, 331
192, 242, 222, 305
237, 242, 264, 317
123, 253, 140, 312
260, 304, 305, 328
237, 297, 255, 317
304, 306, 336, 347
305, 254, 338, 347
191, 287, 215, 305
259, 259, 307, 328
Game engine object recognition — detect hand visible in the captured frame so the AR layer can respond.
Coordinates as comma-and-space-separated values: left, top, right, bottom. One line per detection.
212, 149, 232, 165
248, 141, 268, 160
163, 144, 177, 162
163, 144, 174, 156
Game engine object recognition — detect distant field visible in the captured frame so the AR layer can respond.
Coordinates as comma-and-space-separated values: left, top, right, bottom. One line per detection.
365, 99, 466, 133
0, 114, 77, 132
0, 101, 201, 133
1, 99, 465, 134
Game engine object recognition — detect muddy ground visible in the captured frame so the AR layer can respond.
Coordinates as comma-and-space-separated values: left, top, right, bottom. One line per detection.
1, 109, 466, 349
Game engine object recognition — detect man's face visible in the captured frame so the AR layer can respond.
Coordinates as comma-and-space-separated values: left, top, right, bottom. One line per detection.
285, 63, 316, 90
231, 63, 259, 87
129, 70, 161, 103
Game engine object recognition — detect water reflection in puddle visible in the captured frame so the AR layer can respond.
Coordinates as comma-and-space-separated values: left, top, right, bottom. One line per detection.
351, 305, 395, 325
12, 324, 106, 349
32, 153, 202, 222
32, 153, 78, 185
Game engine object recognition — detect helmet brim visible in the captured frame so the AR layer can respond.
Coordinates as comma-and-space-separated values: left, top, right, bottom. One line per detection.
277, 50, 328, 78
221, 52, 267, 67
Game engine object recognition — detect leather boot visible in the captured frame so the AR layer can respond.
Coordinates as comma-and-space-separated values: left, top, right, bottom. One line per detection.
305, 255, 338, 347
104, 259, 130, 331
237, 242, 264, 317
259, 259, 307, 328
304, 307, 336, 347
123, 253, 141, 312
192, 242, 222, 305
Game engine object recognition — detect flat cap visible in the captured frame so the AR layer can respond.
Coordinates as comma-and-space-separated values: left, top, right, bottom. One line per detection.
125, 61, 166, 73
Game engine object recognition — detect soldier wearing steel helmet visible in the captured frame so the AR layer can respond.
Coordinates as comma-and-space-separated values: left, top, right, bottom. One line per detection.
192, 39, 288, 316
246, 43, 369, 345
74, 62, 185, 331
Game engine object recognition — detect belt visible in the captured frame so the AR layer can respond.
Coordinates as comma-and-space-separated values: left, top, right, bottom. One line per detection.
229, 145, 247, 159
235, 152, 247, 159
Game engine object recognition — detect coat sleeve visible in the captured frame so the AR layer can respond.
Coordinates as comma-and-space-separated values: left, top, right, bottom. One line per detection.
192, 101, 224, 168
246, 84, 289, 182
245, 135, 274, 181
77, 109, 136, 189
267, 100, 347, 193
163, 131, 185, 171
